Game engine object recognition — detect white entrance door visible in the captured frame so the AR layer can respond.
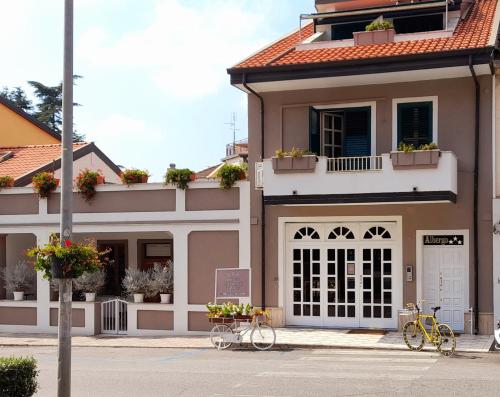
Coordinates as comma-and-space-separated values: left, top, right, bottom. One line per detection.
285, 223, 399, 329
422, 234, 466, 332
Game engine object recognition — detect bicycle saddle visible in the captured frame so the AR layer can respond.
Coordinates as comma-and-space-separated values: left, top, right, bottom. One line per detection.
431, 306, 441, 312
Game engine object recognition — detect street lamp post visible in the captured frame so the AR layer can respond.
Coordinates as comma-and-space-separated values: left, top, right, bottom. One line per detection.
58, 0, 74, 396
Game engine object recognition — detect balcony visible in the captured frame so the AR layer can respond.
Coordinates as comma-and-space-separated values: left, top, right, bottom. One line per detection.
256, 152, 457, 205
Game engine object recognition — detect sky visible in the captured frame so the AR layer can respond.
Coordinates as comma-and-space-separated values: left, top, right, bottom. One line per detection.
0, 0, 314, 180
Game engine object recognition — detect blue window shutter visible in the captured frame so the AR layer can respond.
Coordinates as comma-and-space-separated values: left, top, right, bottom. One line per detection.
309, 107, 320, 155
343, 107, 371, 157
397, 102, 433, 147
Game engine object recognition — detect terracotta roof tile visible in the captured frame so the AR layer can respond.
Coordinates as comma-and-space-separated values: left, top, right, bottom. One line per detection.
234, 0, 497, 69
0, 143, 88, 180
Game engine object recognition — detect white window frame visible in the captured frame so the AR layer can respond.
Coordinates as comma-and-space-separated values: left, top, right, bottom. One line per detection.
313, 101, 377, 156
392, 96, 438, 151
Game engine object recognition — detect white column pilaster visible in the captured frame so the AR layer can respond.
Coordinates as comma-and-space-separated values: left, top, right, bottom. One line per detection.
35, 232, 51, 332
173, 228, 189, 334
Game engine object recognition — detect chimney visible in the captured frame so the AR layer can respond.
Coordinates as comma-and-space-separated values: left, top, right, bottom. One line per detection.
169, 163, 176, 169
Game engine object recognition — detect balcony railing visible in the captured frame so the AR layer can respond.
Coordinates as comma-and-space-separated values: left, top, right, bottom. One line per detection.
327, 156, 383, 172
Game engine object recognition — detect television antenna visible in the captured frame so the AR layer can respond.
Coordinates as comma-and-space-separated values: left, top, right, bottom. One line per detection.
225, 112, 239, 148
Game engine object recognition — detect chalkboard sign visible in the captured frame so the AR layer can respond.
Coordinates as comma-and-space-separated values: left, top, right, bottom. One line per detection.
423, 235, 464, 246
215, 268, 250, 299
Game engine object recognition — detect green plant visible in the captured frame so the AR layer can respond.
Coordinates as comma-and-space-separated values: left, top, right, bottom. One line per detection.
165, 168, 195, 190
419, 142, 438, 151
366, 19, 394, 32
27, 236, 104, 280
32, 172, 58, 198
120, 169, 150, 186
122, 268, 152, 296
289, 147, 306, 158
0, 261, 34, 292
73, 269, 106, 293
0, 176, 14, 189
150, 262, 173, 294
275, 149, 285, 158
216, 164, 247, 189
76, 169, 104, 202
398, 142, 416, 153
0, 356, 38, 397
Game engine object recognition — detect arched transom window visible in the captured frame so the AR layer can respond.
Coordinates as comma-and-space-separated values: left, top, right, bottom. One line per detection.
294, 227, 320, 240
328, 226, 355, 240
364, 226, 392, 240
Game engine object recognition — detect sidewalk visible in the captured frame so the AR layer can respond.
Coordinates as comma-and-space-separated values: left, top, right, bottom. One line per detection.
0, 328, 493, 353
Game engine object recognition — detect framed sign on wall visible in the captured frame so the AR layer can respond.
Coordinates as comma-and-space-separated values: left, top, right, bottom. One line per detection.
215, 268, 251, 301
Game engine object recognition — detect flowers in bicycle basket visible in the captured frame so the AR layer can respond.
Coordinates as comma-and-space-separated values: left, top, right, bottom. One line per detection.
206, 302, 270, 321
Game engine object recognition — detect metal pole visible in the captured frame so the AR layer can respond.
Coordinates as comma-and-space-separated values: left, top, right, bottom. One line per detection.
58, 0, 74, 396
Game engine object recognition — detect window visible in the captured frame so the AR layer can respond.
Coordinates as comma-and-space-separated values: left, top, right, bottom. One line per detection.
393, 14, 443, 34
331, 20, 371, 40
397, 101, 433, 148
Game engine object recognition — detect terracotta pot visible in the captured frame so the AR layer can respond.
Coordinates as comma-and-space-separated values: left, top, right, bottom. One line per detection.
190, 173, 196, 181
96, 175, 105, 185
353, 29, 395, 46
140, 175, 149, 183
272, 155, 316, 174
391, 150, 440, 169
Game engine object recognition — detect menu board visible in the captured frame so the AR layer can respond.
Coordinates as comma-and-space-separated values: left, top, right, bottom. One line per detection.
215, 268, 250, 299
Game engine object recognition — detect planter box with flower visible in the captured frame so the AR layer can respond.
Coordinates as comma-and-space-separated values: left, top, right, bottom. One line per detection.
216, 163, 247, 189
76, 169, 105, 203
353, 19, 395, 46
165, 168, 195, 190
0, 176, 14, 190
391, 142, 441, 169
206, 302, 271, 324
0, 261, 35, 301
28, 235, 104, 280
272, 148, 316, 174
32, 172, 59, 199
120, 169, 150, 186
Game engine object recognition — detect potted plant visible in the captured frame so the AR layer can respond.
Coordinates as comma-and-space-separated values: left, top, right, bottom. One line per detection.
27, 235, 103, 280
353, 19, 395, 46
150, 262, 173, 303
76, 169, 105, 202
32, 172, 59, 199
122, 268, 150, 303
215, 163, 247, 189
0, 261, 35, 301
272, 147, 316, 174
74, 269, 106, 302
391, 142, 440, 169
0, 176, 14, 190
120, 169, 150, 186
165, 168, 195, 190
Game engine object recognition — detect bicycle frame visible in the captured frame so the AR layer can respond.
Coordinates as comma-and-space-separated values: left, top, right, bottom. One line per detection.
414, 314, 441, 345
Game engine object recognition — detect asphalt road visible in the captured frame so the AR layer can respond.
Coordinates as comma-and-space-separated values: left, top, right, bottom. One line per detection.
1, 346, 500, 397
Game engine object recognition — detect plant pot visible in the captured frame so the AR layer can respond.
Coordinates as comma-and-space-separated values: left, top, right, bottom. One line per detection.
272, 155, 316, 174
190, 173, 196, 181
96, 175, 105, 185
140, 175, 149, 183
50, 256, 74, 279
13, 291, 24, 301
160, 293, 172, 304
133, 293, 144, 303
391, 150, 440, 169
353, 29, 395, 46
85, 292, 96, 302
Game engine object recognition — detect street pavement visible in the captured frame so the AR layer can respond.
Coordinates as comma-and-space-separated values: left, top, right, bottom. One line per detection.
1, 346, 500, 396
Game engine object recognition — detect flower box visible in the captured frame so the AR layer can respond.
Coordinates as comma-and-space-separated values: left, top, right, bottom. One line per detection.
272, 155, 317, 174
391, 150, 440, 169
208, 315, 253, 324
353, 29, 395, 46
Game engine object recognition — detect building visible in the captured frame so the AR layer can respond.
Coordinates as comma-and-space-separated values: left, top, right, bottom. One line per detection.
228, 0, 499, 334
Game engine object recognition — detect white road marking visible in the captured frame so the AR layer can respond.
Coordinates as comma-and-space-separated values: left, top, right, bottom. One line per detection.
281, 363, 430, 372
256, 371, 422, 381
311, 349, 440, 357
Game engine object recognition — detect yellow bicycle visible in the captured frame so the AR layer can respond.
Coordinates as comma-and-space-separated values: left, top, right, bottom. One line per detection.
402, 302, 456, 357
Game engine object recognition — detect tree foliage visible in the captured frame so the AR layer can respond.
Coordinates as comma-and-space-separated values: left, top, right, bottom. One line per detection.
0, 76, 84, 142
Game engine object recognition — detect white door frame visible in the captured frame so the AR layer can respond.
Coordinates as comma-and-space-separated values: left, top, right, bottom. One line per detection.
278, 216, 403, 328
415, 230, 470, 314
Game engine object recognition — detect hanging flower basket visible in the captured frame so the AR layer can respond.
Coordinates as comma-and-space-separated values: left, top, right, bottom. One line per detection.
120, 169, 150, 186
0, 176, 14, 189
32, 172, 59, 199
76, 169, 105, 202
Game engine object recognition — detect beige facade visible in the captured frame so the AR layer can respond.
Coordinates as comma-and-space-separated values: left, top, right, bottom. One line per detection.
247, 76, 494, 333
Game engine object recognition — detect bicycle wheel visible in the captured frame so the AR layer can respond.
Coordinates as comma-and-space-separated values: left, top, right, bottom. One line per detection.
437, 323, 456, 357
402, 321, 425, 351
210, 324, 233, 350
250, 323, 276, 351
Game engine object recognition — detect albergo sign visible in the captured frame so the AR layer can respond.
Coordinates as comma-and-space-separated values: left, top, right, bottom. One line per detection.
423, 235, 464, 246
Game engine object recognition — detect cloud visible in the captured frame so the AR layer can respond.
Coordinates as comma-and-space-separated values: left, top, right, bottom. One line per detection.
77, 0, 273, 99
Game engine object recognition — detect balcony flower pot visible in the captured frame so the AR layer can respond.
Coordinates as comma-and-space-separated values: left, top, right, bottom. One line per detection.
272, 155, 316, 174
133, 293, 144, 303
85, 292, 96, 302
160, 293, 172, 304
120, 169, 150, 185
391, 150, 440, 169
13, 291, 24, 301
353, 29, 395, 46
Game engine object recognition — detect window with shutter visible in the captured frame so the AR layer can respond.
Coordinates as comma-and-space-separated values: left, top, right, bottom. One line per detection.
397, 101, 433, 148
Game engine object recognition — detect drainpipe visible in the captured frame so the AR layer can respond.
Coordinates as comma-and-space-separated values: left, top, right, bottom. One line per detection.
469, 56, 480, 334
242, 74, 267, 309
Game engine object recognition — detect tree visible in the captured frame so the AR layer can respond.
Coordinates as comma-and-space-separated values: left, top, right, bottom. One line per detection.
0, 86, 33, 113
28, 75, 84, 142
